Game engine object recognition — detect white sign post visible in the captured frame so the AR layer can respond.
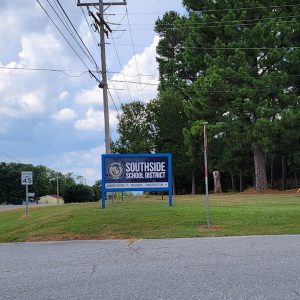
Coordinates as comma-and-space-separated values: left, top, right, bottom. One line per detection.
21, 171, 33, 216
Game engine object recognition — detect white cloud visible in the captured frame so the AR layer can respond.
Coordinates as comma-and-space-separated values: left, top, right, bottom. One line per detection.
59, 91, 69, 100
52, 108, 77, 122
20, 92, 45, 114
75, 36, 160, 106
18, 33, 62, 67
79, 18, 94, 49
74, 108, 117, 131
82, 146, 105, 164
48, 145, 105, 184
108, 35, 160, 103
75, 86, 102, 105
0, 90, 45, 118
0, 31, 75, 120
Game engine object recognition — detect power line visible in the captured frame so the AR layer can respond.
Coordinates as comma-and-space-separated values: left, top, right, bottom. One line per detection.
129, 20, 300, 31
108, 81, 123, 106
107, 89, 120, 117
50, 0, 92, 63
81, 7, 102, 59
187, 3, 300, 13
0, 66, 87, 76
133, 15, 299, 27
0, 150, 25, 164
107, 71, 156, 77
113, 43, 300, 50
108, 83, 300, 93
53, 0, 99, 70
125, 6, 145, 102
99, 14, 130, 107
131, 19, 299, 31
36, 0, 91, 71
106, 3, 300, 15
110, 79, 158, 85
0, 66, 89, 77
2, 66, 299, 81
42, 0, 99, 69
106, 14, 133, 104
110, 34, 134, 102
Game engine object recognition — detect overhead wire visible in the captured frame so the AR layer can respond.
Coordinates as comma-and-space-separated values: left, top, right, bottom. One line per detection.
110, 14, 134, 103
127, 15, 300, 27
113, 43, 300, 50
0, 66, 89, 77
45, 0, 98, 69
1, 66, 299, 81
107, 20, 128, 108
125, 6, 145, 102
54, 0, 99, 70
108, 89, 121, 117
0, 150, 26, 164
108, 87, 299, 93
36, 0, 91, 71
106, 3, 300, 15
81, 6, 102, 59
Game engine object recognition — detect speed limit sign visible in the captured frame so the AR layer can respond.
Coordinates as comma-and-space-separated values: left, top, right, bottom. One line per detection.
21, 171, 33, 185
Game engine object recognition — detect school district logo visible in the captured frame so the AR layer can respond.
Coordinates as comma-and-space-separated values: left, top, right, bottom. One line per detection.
108, 162, 124, 180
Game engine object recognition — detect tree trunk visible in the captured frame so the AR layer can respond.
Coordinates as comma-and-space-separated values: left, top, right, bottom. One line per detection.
239, 170, 244, 192
191, 171, 196, 195
282, 155, 287, 190
231, 171, 236, 191
270, 156, 274, 189
213, 171, 222, 193
254, 147, 268, 191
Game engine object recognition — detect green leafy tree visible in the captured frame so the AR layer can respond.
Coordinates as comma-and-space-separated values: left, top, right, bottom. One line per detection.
92, 180, 102, 201
111, 101, 157, 153
153, 90, 191, 194
181, 0, 300, 190
63, 184, 94, 203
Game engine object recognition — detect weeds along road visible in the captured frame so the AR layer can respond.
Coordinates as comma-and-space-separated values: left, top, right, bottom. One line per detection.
1, 235, 300, 300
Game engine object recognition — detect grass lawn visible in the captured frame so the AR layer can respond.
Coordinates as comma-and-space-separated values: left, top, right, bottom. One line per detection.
0, 193, 299, 243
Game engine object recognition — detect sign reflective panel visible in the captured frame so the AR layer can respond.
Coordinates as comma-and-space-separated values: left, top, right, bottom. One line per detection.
21, 171, 33, 185
101, 154, 172, 208
104, 155, 169, 189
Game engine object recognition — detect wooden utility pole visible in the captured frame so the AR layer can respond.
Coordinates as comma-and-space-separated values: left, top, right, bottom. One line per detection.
99, 0, 110, 153
77, 1, 127, 154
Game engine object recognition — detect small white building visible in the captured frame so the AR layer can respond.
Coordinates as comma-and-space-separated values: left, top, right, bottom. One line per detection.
39, 195, 64, 205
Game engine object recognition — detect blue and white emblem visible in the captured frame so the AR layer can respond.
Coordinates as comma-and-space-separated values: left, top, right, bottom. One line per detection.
108, 162, 124, 180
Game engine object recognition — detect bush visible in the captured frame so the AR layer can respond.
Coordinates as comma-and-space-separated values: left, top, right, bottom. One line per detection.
63, 184, 94, 203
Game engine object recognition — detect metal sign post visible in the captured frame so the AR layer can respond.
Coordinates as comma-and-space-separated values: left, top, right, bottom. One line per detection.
203, 124, 210, 227
21, 171, 33, 216
101, 154, 172, 209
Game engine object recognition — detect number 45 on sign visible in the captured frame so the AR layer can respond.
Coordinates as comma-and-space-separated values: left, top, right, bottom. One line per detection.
21, 171, 33, 185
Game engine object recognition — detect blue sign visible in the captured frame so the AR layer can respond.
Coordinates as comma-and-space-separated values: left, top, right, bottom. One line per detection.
102, 153, 172, 208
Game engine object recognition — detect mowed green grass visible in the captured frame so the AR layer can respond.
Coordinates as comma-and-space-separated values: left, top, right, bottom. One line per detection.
0, 193, 299, 243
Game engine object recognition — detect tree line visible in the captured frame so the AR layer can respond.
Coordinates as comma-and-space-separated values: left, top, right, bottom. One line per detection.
0, 162, 101, 204
112, 0, 300, 193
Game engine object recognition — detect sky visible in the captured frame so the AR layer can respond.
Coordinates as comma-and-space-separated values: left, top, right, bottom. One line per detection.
0, 0, 186, 185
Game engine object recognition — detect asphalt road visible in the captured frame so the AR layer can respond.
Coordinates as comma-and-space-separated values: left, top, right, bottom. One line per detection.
1, 235, 300, 300
0, 204, 55, 213
0, 205, 25, 212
